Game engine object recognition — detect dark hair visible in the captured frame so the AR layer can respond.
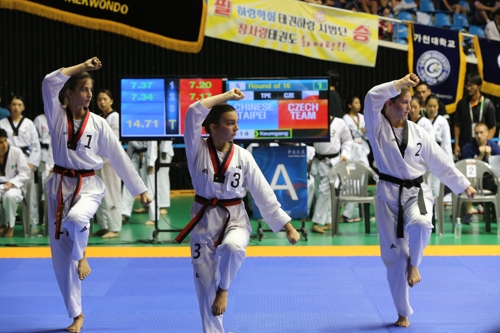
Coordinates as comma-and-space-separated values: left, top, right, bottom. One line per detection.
389, 87, 411, 102
467, 73, 482, 86
327, 69, 340, 86
202, 103, 236, 135
415, 81, 430, 89
9, 95, 26, 106
0, 128, 7, 138
58, 89, 67, 105
494, 8, 500, 16
98, 89, 114, 100
411, 95, 423, 107
344, 95, 359, 113
61, 72, 93, 104
475, 122, 488, 130
425, 93, 440, 105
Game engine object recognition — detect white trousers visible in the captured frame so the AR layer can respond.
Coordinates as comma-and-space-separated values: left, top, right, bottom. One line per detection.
47, 174, 104, 318
0, 188, 23, 228
158, 153, 172, 208
22, 171, 37, 234
376, 194, 433, 317
95, 162, 122, 232
121, 154, 156, 220
191, 225, 250, 333
307, 175, 314, 216
311, 157, 340, 225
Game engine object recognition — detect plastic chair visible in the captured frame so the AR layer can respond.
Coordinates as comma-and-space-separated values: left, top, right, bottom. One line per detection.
419, 0, 436, 12
459, 0, 471, 11
469, 25, 485, 37
423, 171, 445, 235
328, 161, 379, 236
435, 12, 452, 27
452, 13, 469, 28
395, 24, 409, 39
397, 11, 414, 22
451, 159, 500, 233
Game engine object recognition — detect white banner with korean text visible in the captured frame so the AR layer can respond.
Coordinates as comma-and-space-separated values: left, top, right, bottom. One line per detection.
205, 0, 379, 67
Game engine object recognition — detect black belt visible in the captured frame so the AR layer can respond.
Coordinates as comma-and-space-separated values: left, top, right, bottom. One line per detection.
133, 148, 148, 169
41, 143, 49, 150
379, 173, 427, 238
315, 152, 339, 161
175, 194, 242, 247
20, 146, 30, 156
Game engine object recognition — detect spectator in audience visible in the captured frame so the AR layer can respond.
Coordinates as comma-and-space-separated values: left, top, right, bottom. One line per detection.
454, 73, 496, 157
485, 8, 500, 40
310, 117, 353, 233
460, 122, 500, 223
327, 69, 344, 120
414, 81, 448, 117
409, 96, 435, 138
0, 128, 30, 237
441, 0, 469, 14
0, 96, 9, 120
379, 6, 394, 41
473, 0, 500, 25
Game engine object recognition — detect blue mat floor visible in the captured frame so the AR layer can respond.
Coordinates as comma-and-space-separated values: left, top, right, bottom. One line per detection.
1, 256, 500, 333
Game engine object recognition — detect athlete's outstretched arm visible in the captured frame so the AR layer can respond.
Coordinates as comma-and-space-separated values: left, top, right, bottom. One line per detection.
60, 57, 102, 77
200, 88, 244, 109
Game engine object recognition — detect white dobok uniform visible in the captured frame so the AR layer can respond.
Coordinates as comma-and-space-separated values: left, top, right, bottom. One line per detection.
158, 141, 174, 209
95, 111, 122, 232
305, 144, 316, 216
121, 140, 157, 221
364, 81, 470, 317
343, 113, 370, 219
428, 115, 453, 197
0, 116, 41, 229
0, 146, 30, 228
42, 69, 147, 318
34, 113, 52, 206
185, 101, 290, 333
311, 118, 353, 225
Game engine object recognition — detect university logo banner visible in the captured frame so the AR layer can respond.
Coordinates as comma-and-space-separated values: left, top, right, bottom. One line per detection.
473, 36, 500, 97
252, 146, 308, 220
205, 0, 379, 67
408, 24, 465, 112
0, 0, 207, 53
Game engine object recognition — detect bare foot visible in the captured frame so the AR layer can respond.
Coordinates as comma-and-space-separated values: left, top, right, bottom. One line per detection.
160, 208, 168, 215
134, 207, 147, 213
102, 231, 119, 239
78, 257, 91, 280
4, 227, 14, 237
0, 226, 6, 234
407, 259, 421, 287
144, 220, 155, 226
322, 223, 332, 230
212, 287, 228, 316
67, 313, 84, 332
312, 224, 325, 233
394, 315, 410, 327
92, 229, 109, 236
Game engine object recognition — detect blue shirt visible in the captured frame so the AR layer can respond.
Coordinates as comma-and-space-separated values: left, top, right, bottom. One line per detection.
0, 107, 9, 121
461, 139, 500, 162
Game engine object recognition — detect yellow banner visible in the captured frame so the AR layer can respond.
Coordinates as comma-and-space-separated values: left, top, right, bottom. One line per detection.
205, 0, 379, 67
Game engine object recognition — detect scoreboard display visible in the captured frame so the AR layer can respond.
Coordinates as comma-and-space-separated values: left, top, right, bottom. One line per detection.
120, 77, 223, 140
120, 76, 330, 142
225, 78, 330, 142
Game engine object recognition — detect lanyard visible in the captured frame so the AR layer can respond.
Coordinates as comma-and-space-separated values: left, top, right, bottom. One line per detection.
0, 146, 10, 177
350, 114, 360, 130
7, 117, 25, 136
207, 136, 234, 183
66, 108, 90, 150
469, 96, 484, 123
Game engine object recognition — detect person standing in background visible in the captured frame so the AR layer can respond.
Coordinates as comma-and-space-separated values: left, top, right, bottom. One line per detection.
93, 89, 123, 238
